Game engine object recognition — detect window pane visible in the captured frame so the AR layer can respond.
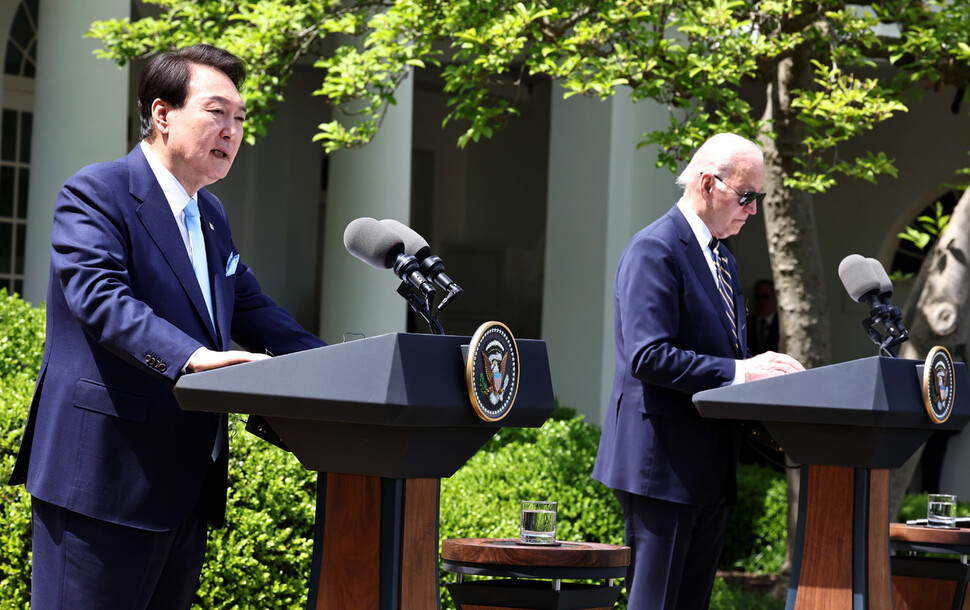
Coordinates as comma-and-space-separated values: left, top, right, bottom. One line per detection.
20, 112, 32, 162
13, 278, 22, 296
0, 167, 14, 217
18, 168, 29, 218
10, 5, 33, 50
15, 223, 25, 274
0, 223, 12, 273
4, 41, 23, 76
2, 110, 17, 161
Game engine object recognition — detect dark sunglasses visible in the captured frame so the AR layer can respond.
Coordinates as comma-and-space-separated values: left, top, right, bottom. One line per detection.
714, 175, 766, 207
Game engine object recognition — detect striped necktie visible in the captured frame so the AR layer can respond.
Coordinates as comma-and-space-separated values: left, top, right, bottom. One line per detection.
184, 197, 214, 328
709, 237, 740, 352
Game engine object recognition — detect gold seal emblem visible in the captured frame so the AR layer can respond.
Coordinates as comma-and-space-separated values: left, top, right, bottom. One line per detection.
923, 346, 956, 424
465, 321, 520, 422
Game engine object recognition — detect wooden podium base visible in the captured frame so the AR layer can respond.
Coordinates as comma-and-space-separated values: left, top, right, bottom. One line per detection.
787, 465, 891, 609
307, 473, 440, 610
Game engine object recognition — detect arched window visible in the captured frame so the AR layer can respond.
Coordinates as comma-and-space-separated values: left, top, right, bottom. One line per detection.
4, 0, 37, 78
1, 0, 37, 295
890, 190, 958, 280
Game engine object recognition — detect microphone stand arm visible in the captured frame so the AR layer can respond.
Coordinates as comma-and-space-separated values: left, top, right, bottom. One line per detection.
396, 281, 444, 335
861, 303, 909, 357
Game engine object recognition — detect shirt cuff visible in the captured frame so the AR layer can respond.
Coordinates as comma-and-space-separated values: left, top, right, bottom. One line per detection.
732, 359, 745, 385
182, 347, 207, 375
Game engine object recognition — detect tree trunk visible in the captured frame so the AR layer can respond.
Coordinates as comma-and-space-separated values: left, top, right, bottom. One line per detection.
757, 49, 832, 572
889, 186, 970, 520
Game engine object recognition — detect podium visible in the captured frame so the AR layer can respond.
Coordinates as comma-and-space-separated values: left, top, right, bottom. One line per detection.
174, 332, 556, 609
693, 356, 970, 609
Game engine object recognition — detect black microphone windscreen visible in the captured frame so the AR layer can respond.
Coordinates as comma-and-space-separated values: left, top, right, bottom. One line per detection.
343, 217, 404, 269
866, 257, 894, 297
380, 218, 431, 260
838, 254, 882, 303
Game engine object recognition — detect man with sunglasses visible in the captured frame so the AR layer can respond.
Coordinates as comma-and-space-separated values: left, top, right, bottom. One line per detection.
593, 133, 803, 609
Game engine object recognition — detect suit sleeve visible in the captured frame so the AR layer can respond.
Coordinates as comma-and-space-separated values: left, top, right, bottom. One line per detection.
616, 234, 736, 395
227, 262, 326, 356
51, 171, 203, 382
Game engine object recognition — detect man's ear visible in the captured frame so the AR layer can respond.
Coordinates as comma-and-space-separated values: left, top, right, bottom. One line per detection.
151, 98, 172, 135
700, 172, 714, 194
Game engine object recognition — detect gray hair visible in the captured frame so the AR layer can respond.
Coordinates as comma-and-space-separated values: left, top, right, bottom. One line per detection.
675, 133, 763, 190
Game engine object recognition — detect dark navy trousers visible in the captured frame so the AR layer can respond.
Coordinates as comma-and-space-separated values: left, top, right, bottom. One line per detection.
615, 490, 730, 610
31, 497, 207, 609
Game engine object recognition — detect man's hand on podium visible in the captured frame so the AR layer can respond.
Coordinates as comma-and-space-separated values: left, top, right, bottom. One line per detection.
185, 347, 271, 373
744, 351, 805, 382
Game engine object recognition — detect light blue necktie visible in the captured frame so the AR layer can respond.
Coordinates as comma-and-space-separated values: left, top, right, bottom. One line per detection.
186, 198, 224, 459
184, 197, 214, 328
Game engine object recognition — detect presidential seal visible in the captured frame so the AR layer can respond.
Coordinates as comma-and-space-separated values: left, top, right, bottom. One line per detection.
465, 321, 520, 422
923, 346, 956, 424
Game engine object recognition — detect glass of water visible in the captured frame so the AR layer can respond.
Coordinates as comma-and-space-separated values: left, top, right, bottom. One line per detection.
928, 493, 958, 528
520, 500, 557, 544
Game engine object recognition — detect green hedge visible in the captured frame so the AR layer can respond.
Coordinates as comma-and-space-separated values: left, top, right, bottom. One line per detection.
0, 289, 44, 379
0, 372, 34, 609
440, 407, 624, 545
721, 463, 788, 574
0, 289, 45, 609
195, 425, 316, 609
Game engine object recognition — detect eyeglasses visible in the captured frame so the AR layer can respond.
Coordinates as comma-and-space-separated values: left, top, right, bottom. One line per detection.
714, 175, 766, 207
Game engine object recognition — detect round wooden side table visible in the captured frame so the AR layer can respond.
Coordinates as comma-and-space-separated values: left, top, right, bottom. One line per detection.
441, 538, 630, 610
889, 523, 970, 610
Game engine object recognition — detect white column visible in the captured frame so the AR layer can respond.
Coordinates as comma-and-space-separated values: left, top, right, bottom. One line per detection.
22, 0, 129, 304
319, 74, 414, 343
540, 89, 676, 422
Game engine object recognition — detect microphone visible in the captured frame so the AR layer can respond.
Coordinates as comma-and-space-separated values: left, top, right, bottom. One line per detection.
343, 216, 404, 269
380, 218, 430, 260
866, 256, 908, 337
343, 217, 435, 300
837, 254, 882, 304
379, 219, 463, 310
838, 254, 908, 355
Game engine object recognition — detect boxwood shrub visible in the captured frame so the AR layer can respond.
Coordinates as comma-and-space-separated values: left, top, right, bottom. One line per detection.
720, 463, 788, 574
0, 289, 44, 609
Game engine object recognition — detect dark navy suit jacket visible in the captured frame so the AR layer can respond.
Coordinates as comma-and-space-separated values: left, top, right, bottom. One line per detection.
9, 146, 324, 530
593, 205, 745, 506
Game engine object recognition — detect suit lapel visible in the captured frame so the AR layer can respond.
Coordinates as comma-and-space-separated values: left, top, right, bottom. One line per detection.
129, 147, 219, 345
670, 207, 744, 357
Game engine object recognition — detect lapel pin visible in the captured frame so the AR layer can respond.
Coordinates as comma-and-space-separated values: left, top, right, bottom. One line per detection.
209, 222, 214, 231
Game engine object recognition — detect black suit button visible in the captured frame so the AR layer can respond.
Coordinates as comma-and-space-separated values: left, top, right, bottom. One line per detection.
158, 363, 167, 373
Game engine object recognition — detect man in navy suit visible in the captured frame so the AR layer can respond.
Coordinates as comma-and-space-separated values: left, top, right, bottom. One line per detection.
8, 44, 325, 608
593, 133, 803, 609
